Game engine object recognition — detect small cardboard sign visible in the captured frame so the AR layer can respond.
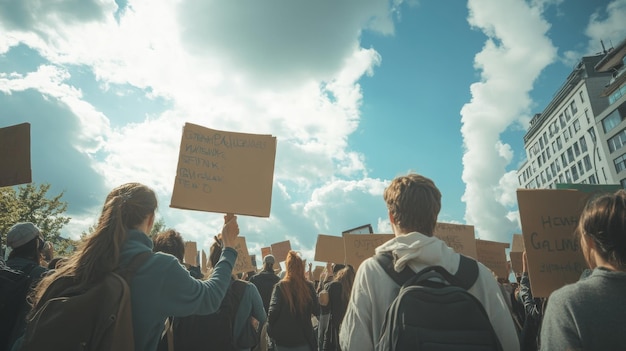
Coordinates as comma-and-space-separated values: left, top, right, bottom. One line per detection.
184, 241, 198, 266
475, 239, 510, 279
233, 237, 255, 274
170, 123, 277, 217
270, 240, 292, 262
433, 222, 478, 258
510, 233, 525, 275
314, 234, 345, 264
343, 233, 395, 270
0, 123, 32, 187
517, 189, 591, 298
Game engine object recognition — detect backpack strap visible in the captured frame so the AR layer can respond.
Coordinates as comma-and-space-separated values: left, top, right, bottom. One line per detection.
375, 252, 479, 290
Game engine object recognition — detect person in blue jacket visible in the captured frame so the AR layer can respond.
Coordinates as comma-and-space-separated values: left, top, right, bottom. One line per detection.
25, 182, 240, 351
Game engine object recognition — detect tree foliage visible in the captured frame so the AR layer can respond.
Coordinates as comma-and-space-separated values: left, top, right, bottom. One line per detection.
0, 183, 71, 252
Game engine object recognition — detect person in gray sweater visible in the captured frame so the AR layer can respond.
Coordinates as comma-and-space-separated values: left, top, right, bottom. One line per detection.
540, 189, 626, 350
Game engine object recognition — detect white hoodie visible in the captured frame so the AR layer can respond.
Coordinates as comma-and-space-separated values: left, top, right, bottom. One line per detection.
339, 232, 520, 351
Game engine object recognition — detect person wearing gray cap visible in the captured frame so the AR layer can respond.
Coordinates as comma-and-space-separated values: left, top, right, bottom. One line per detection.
1, 222, 49, 350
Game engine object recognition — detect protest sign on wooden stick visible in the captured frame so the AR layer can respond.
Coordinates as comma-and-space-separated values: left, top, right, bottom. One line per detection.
184, 241, 198, 267
170, 123, 277, 217
233, 237, 255, 274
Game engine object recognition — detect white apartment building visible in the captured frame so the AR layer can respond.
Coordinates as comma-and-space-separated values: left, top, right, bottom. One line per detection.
518, 52, 616, 189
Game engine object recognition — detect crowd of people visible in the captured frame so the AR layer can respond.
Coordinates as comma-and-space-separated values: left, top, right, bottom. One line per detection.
2, 172, 626, 351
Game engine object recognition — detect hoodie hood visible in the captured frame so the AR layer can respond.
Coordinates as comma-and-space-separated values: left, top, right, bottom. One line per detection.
375, 232, 460, 274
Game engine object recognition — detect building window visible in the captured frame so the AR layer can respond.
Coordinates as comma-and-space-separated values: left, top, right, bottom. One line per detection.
573, 119, 581, 133
564, 127, 570, 142
571, 165, 579, 181
564, 108, 572, 121
570, 100, 578, 115
614, 153, 626, 173
589, 174, 597, 184
621, 179, 626, 189
608, 129, 626, 153
567, 147, 575, 163
579, 90, 585, 103
556, 136, 563, 150
539, 137, 544, 149
577, 161, 584, 176
579, 136, 588, 152
583, 155, 592, 172
584, 109, 590, 124
559, 114, 566, 128
573, 142, 581, 157
565, 170, 572, 183
609, 83, 626, 105
588, 127, 596, 143
546, 147, 551, 159
559, 174, 565, 183
602, 109, 623, 134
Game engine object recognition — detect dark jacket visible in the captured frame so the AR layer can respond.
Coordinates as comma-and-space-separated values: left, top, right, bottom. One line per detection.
250, 270, 280, 313
267, 280, 319, 349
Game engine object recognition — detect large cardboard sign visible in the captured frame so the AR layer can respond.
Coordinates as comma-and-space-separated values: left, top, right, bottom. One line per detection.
475, 239, 510, 280
517, 189, 590, 298
0, 123, 31, 187
233, 237, 255, 274
510, 234, 524, 274
343, 233, 395, 270
314, 234, 345, 264
170, 123, 277, 217
433, 222, 478, 258
184, 241, 198, 266
270, 240, 292, 263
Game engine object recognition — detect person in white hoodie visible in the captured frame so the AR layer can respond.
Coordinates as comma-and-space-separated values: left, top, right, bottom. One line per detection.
338, 172, 520, 351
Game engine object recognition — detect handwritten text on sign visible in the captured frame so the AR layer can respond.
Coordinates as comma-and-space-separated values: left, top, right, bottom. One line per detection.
433, 222, 477, 258
518, 189, 589, 298
343, 234, 394, 270
170, 123, 277, 217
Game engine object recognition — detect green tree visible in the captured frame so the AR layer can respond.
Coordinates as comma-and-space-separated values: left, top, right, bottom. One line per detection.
0, 183, 71, 251
81, 217, 167, 239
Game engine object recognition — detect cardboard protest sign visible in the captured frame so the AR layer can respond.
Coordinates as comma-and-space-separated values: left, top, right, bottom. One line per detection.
261, 246, 272, 258
271, 240, 292, 262
510, 234, 524, 274
314, 234, 345, 264
517, 189, 591, 298
312, 266, 324, 282
250, 254, 257, 269
343, 233, 394, 270
433, 222, 478, 258
0, 123, 31, 187
233, 237, 255, 274
184, 241, 198, 266
475, 239, 510, 280
170, 123, 277, 217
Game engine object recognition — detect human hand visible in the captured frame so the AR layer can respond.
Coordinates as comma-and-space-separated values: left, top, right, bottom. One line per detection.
522, 251, 528, 273
220, 213, 239, 248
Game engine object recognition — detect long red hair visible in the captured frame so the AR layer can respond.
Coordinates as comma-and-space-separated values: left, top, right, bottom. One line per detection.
280, 251, 312, 315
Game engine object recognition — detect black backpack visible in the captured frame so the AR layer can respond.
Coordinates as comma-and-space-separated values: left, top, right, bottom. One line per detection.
172, 279, 248, 351
375, 253, 503, 351
0, 262, 37, 350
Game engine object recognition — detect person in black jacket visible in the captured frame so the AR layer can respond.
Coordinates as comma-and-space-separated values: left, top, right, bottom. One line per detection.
250, 254, 281, 313
267, 251, 319, 351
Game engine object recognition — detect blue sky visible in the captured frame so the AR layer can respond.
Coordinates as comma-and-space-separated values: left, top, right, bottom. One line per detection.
1, 0, 625, 267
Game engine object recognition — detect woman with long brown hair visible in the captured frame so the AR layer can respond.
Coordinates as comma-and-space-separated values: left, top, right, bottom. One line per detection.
21, 182, 240, 351
267, 251, 319, 351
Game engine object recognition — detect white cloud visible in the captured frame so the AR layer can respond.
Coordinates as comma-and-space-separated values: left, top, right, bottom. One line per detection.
585, 0, 626, 53
462, 0, 557, 242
